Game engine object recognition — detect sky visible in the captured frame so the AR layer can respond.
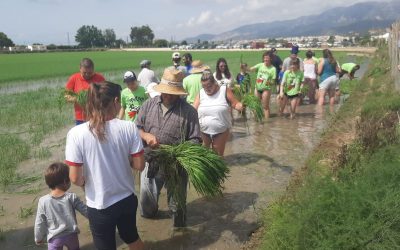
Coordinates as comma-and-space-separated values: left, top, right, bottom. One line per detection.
0, 0, 391, 45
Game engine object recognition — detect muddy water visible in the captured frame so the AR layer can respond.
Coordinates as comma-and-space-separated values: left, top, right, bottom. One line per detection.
131, 100, 331, 250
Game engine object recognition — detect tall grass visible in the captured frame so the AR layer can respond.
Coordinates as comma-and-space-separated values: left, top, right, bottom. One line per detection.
261, 46, 400, 249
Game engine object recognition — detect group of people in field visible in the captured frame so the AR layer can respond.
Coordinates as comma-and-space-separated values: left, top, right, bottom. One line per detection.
33, 47, 360, 250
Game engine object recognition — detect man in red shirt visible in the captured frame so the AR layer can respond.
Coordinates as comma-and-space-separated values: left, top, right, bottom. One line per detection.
65, 58, 105, 125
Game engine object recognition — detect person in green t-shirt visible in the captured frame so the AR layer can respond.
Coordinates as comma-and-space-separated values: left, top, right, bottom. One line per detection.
118, 71, 148, 122
339, 63, 360, 80
248, 52, 276, 118
278, 59, 304, 119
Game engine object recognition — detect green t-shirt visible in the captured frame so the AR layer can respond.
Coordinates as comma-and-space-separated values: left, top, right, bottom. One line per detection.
183, 73, 202, 104
282, 70, 304, 96
121, 86, 148, 121
253, 63, 276, 91
341, 63, 357, 73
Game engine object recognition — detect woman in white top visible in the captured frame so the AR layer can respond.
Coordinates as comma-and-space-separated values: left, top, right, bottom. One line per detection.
213, 58, 233, 88
65, 81, 145, 250
303, 50, 318, 104
193, 70, 243, 156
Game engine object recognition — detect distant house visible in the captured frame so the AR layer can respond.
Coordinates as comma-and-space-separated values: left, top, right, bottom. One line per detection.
27, 44, 47, 51
8, 45, 28, 52
250, 41, 265, 49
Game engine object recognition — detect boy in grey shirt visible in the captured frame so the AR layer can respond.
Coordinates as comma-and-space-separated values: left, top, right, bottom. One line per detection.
34, 162, 87, 249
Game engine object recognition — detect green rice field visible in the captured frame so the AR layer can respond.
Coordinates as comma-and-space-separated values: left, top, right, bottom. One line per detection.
0, 49, 362, 189
0, 50, 352, 84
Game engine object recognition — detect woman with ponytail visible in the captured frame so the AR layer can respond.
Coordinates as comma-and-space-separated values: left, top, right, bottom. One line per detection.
317, 49, 341, 106
65, 81, 145, 250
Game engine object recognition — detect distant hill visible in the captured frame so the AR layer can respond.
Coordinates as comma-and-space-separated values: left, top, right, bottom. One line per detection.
186, 0, 399, 42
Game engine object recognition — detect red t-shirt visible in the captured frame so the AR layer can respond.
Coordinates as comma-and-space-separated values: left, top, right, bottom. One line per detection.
65, 72, 105, 121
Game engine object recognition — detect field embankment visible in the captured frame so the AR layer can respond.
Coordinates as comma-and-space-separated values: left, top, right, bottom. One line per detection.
257, 46, 400, 249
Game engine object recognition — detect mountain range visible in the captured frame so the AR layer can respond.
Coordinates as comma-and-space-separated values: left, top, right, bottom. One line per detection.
186, 0, 400, 42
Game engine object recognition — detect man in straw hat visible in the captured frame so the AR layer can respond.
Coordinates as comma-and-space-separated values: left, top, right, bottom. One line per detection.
135, 68, 201, 228
183, 60, 210, 105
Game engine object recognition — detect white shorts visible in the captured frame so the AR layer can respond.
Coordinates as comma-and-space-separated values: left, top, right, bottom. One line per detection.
319, 75, 338, 91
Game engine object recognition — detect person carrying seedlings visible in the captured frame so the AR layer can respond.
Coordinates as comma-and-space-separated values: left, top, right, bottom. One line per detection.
137, 60, 158, 89
269, 48, 283, 93
248, 51, 276, 118
193, 69, 243, 156
183, 60, 210, 105
65, 81, 145, 250
34, 162, 88, 249
65, 58, 105, 125
236, 63, 251, 93
135, 68, 201, 228
339, 63, 360, 80
118, 71, 148, 122
278, 59, 304, 119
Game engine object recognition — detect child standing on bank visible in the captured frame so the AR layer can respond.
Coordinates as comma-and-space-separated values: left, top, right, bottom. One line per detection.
34, 162, 87, 249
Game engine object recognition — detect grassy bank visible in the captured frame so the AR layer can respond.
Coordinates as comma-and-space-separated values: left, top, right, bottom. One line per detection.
261, 47, 400, 249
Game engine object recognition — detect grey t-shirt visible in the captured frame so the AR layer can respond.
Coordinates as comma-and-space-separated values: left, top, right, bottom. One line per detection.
34, 192, 87, 242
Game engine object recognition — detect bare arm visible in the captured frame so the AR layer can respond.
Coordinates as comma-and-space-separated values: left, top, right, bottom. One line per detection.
193, 94, 200, 110
118, 108, 125, 120
131, 154, 145, 171
69, 165, 85, 187
139, 128, 159, 148
317, 58, 324, 75
226, 87, 243, 111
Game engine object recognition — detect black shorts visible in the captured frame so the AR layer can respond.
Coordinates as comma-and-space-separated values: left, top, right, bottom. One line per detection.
87, 194, 139, 250
285, 93, 300, 99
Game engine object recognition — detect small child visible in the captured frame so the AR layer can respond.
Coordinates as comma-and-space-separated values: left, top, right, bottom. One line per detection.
34, 162, 87, 249
118, 70, 148, 122
236, 63, 251, 93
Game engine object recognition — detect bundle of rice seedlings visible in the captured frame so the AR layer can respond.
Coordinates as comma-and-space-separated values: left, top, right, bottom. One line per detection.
242, 94, 264, 122
57, 89, 88, 111
147, 142, 229, 208
300, 84, 310, 96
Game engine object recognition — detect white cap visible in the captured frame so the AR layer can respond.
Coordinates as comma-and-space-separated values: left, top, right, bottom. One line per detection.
146, 82, 161, 98
172, 52, 180, 59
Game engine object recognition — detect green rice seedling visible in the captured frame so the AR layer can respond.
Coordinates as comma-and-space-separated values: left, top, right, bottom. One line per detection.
0, 228, 5, 241
148, 142, 229, 209
18, 206, 34, 219
242, 94, 264, 122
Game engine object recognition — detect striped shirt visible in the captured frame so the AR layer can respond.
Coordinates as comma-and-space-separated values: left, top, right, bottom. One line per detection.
135, 96, 201, 145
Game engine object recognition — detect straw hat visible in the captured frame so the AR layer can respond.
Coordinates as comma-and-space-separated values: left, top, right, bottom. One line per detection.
190, 60, 210, 74
153, 68, 187, 95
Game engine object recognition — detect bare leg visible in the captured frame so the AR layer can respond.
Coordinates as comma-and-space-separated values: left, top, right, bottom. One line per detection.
211, 130, 230, 156
290, 97, 299, 119
317, 89, 326, 106
128, 239, 144, 250
279, 95, 288, 116
201, 132, 212, 149
261, 90, 272, 118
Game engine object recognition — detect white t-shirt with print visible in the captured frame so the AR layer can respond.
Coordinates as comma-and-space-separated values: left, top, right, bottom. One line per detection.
65, 119, 143, 209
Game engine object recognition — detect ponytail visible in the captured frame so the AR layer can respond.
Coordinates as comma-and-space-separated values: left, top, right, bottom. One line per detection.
86, 81, 121, 141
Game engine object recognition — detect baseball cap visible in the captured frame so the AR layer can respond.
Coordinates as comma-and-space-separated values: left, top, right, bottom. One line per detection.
123, 71, 137, 83
172, 52, 181, 59
140, 60, 151, 67
291, 45, 299, 55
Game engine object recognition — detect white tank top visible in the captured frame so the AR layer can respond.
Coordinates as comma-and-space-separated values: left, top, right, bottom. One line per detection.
303, 62, 317, 79
198, 86, 231, 135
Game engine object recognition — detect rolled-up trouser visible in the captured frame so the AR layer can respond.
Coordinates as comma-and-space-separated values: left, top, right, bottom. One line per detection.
140, 164, 188, 227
